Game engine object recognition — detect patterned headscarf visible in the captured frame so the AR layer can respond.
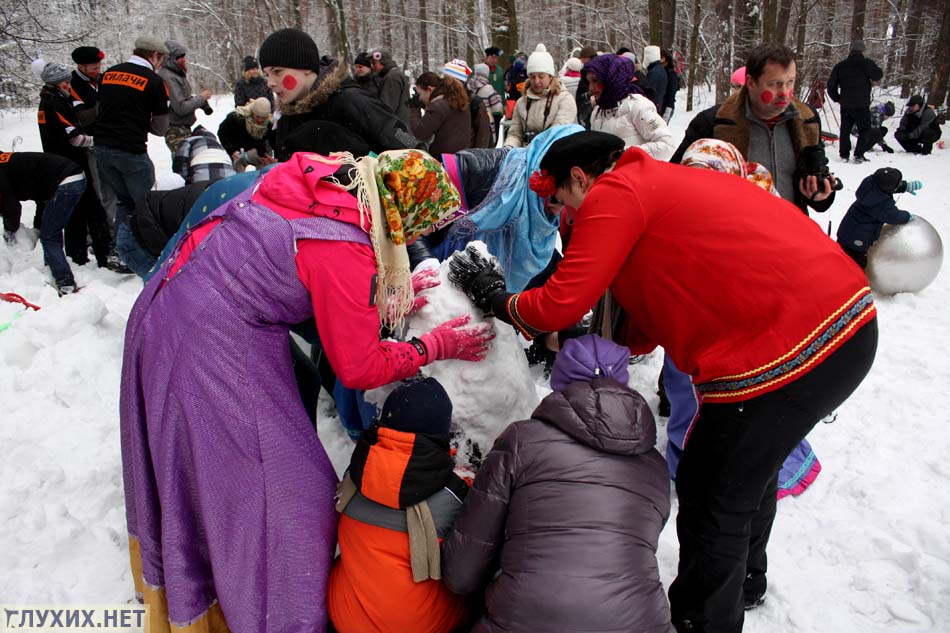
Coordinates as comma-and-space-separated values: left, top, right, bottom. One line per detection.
345, 149, 462, 329
375, 150, 463, 245
583, 53, 645, 111
681, 138, 778, 195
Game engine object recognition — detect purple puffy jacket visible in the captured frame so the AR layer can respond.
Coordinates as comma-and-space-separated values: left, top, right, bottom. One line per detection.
442, 378, 674, 633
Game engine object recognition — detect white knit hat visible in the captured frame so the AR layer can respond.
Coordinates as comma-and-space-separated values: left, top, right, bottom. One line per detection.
643, 45, 661, 66
565, 57, 584, 72
473, 63, 490, 78
443, 58, 472, 83
526, 43, 556, 76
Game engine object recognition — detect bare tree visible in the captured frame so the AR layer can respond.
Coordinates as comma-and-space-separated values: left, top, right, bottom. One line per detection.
929, 0, 950, 106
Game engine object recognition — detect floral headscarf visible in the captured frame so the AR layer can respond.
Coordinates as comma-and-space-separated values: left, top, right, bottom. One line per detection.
681, 138, 778, 195
375, 150, 463, 245
341, 149, 463, 330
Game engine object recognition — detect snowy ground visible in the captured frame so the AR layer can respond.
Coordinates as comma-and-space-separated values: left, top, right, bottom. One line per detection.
1, 92, 948, 632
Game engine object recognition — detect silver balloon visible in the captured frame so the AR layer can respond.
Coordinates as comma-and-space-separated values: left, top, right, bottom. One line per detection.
866, 215, 943, 295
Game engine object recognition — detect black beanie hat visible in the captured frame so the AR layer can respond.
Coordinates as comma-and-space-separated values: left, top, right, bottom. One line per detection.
379, 378, 453, 437
72, 46, 104, 64
872, 167, 903, 194
883, 101, 895, 117
258, 28, 321, 72
242, 56, 259, 71
907, 95, 925, 108
353, 51, 373, 67
539, 131, 626, 186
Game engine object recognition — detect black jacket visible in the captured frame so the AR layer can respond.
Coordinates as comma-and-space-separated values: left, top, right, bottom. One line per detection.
273, 64, 422, 161
664, 68, 680, 112
898, 107, 940, 140
130, 182, 213, 256
827, 52, 883, 110
836, 175, 911, 252
217, 111, 272, 157
645, 61, 667, 111
233, 75, 273, 107
37, 86, 89, 168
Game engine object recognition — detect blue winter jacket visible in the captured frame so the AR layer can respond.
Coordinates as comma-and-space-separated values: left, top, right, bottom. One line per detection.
836, 175, 911, 252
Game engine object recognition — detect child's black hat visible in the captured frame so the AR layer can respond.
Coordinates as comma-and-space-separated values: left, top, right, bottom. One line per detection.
380, 377, 453, 437
872, 167, 903, 194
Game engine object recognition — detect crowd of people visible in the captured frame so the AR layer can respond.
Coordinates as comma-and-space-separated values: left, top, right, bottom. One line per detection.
1, 26, 944, 633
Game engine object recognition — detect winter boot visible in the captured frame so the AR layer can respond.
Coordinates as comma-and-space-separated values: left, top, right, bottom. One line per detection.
105, 252, 134, 275
56, 282, 78, 296
743, 571, 767, 610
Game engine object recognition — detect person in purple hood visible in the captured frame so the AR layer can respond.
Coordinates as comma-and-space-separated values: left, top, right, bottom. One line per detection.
442, 334, 673, 633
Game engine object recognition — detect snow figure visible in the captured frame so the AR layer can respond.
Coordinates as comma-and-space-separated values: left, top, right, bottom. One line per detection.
368, 242, 539, 469
866, 216, 943, 294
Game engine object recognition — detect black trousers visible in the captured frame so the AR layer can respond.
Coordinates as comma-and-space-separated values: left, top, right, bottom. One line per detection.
839, 107, 872, 158
669, 318, 878, 633
895, 127, 942, 155
64, 174, 112, 266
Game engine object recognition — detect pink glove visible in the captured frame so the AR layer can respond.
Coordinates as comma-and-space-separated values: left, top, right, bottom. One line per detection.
408, 268, 441, 315
418, 314, 495, 362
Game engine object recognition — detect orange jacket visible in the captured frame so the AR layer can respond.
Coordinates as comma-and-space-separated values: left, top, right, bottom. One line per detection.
328, 426, 468, 633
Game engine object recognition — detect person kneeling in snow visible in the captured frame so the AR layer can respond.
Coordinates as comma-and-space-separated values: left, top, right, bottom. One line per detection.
837, 167, 919, 269
442, 334, 672, 633
329, 377, 470, 633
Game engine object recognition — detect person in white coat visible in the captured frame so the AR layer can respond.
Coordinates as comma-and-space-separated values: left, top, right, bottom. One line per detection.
505, 44, 577, 148
584, 53, 675, 160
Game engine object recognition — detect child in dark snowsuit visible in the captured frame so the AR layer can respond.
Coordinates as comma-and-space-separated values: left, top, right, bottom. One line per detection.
837, 167, 921, 268
328, 377, 469, 633
442, 335, 672, 633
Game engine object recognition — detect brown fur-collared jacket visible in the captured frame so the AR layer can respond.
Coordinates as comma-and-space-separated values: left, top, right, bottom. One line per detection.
671, 88, 834, 214
273, 63, 422, 160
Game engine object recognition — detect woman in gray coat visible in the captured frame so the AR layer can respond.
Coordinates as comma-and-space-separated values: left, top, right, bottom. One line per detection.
442, 335, 673, 633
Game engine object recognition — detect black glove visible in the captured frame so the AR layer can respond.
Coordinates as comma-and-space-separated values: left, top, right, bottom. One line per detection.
882, 144, 895, 154
448, 245, 507, 315
202, 104, 214, 116
408, 92, 423, 109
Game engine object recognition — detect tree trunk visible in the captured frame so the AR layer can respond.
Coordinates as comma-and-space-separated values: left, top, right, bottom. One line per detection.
715, 0, 733, 103
762, 0, 777, 43
929, 0, 950, 106
649, 0, 662, 44
774, 0, 794, 45
902, 0, 923, 98
419, 0, 430, 70
687, 0, 701, 111
795, 0, 807, 57
850, 0, 867, 42
662, 0, 677, 48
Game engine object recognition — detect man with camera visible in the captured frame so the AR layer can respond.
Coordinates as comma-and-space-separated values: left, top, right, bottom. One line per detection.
157, 40, 214, 159
672, 43, 836, 215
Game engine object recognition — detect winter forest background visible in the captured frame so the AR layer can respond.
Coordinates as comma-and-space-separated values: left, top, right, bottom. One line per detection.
2, 0, 949, 112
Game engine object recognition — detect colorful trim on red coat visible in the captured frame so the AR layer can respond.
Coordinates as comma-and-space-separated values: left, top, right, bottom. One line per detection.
505, 293, 545, 339
699, 288, 876, 401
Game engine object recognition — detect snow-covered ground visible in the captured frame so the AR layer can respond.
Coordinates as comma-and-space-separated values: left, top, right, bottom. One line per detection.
1, 91, 948, 632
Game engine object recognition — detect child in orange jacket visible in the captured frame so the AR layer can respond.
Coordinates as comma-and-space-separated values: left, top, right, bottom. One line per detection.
328, 377, 469, 633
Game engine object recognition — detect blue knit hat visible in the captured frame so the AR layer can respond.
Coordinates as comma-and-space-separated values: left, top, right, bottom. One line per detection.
380, 377, 453, 436
550, 335, 630, 391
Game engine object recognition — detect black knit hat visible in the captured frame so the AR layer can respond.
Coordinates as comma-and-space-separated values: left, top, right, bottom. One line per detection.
353, 51, 373, 67
872, 167, 903, 194
907, 95, 925, 108
258, 28, 321, 72
283, 121, 371, 158
380, 378, 453, 437
883, 101, 895, 117
71, 46, 104, 64
539, 131, 626, 186
242, 56, 259, 71
484, 46, 503, 57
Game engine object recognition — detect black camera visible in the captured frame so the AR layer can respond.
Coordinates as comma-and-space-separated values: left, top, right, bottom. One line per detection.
522, 130, 538, 144
800, 142, 843, 197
